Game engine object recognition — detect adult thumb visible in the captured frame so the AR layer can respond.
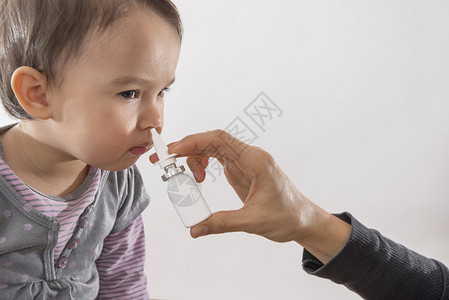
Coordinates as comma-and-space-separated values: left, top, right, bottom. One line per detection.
190, 209, 248, 238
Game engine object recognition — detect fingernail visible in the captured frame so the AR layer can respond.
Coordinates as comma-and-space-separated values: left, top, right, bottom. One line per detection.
168, 142, 180, 153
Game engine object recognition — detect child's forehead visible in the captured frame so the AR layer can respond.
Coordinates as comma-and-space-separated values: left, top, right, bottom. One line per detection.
63, 9, 180, 85
82, 9, 178, 55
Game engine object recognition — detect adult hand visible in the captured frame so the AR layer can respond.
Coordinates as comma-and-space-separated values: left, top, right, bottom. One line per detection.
149, 130, 351, 264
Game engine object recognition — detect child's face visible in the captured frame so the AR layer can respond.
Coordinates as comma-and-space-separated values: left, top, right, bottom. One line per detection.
45, 9, 180, 171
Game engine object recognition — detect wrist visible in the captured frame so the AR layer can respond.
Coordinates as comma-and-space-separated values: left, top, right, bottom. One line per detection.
295, 206, 351, 264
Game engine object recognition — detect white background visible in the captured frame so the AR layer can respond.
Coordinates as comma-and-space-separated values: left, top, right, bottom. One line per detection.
1, 1, 449, 299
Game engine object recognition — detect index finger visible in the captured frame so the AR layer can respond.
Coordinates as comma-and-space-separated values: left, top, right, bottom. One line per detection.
168, 129, 252, 165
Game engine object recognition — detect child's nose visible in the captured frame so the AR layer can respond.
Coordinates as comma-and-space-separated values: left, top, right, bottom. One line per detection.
138, 99, 163, 130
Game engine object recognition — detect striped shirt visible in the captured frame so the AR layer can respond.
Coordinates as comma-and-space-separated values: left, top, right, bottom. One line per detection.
0, 156, 149, 299
96, 216, 148, 299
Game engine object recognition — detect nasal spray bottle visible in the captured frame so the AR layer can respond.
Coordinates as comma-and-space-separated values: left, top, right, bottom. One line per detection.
151, 128, 212, 227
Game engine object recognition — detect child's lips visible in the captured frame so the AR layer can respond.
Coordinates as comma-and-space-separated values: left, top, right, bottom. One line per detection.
129, 147, 148, 155
129, 142, 152, 155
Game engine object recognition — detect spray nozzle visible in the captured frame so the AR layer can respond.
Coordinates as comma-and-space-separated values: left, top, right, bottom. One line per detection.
151, 128, 177, 169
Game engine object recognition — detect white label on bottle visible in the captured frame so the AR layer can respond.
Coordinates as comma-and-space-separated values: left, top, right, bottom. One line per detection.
167, 174, 202, 208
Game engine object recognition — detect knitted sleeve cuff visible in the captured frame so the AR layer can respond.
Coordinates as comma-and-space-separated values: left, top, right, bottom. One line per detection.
301, 212, 447, 299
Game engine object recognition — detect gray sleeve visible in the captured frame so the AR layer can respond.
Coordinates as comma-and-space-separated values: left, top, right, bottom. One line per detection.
302, 212, 449, 299
110, 164, 150, 234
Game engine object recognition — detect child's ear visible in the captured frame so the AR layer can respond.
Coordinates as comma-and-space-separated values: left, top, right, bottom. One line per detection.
11, 66, 51, 120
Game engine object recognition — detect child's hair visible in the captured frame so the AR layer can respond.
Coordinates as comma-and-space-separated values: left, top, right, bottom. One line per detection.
0, 0, 183, 120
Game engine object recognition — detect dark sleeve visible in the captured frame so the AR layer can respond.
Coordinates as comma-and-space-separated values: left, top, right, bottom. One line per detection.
302, 212, 449, 300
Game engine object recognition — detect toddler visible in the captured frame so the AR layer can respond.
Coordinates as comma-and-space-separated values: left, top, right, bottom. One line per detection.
0, 0, 182, 299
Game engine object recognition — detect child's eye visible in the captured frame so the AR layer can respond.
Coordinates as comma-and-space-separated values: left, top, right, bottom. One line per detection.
119, 90, 139, 99
158, 87, 170, 98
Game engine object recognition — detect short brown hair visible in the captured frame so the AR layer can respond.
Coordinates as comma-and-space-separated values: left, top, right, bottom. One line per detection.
0, 0, 183, 119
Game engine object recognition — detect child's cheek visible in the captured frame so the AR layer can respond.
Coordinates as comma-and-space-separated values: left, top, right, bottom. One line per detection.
98, 105, 136, 133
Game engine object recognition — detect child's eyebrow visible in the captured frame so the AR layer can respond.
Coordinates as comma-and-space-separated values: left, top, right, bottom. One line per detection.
112, 76, 176, 87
